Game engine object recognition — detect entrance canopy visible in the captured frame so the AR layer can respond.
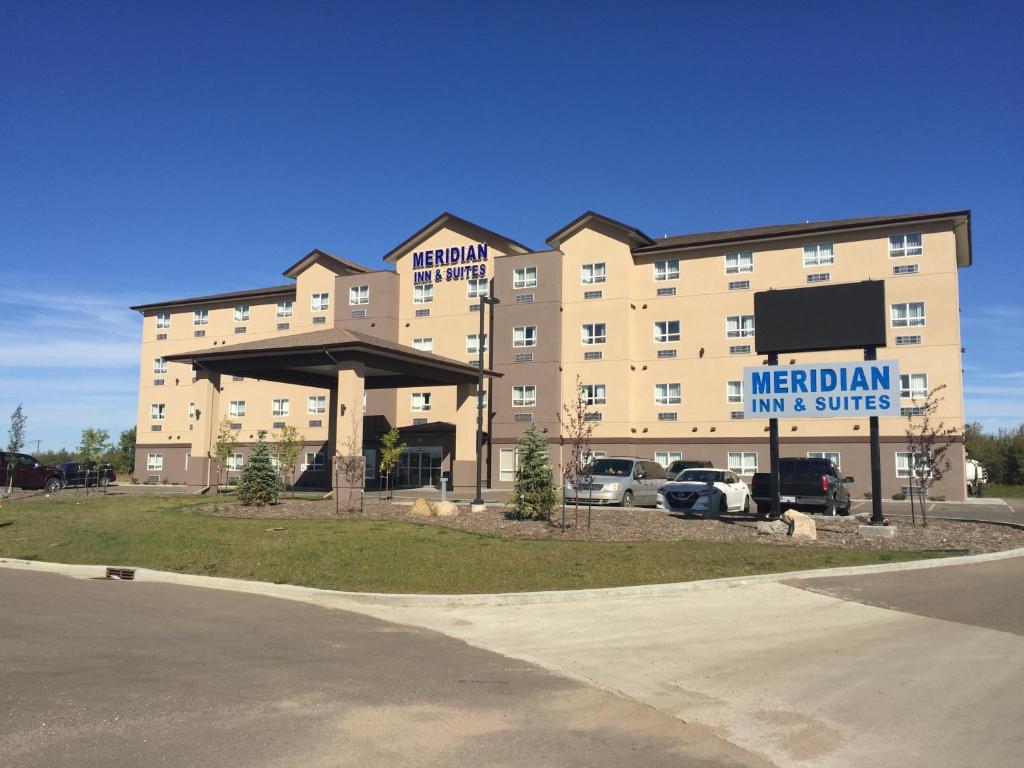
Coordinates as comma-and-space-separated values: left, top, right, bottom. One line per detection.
165, 327, 498, 389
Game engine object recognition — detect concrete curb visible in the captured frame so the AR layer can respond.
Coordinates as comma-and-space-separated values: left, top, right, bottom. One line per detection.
4, 545, 1024, 608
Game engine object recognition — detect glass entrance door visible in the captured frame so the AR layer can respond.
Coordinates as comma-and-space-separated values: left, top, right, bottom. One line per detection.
396, 447, 443, 488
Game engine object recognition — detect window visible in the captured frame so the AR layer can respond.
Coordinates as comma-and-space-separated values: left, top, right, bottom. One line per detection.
512, 385, 537, 407
229, 400, 246, 418
272, 398, 290, 417
726, 315, 755, 338
581, 384, 607, 406
654, 383, 681, 405
727, 380, 744, 404
728, 452, 758, 475
808, 451, 841, 469
499, 448, 520, 482
581, 262, 606, 284
187, 402, 196, 420
303, 452, 325, 472
891, 302, 926, 327
363, 449, 377, 480
900, 373, 928, 399
803, 242, 834, 267
156, 312, 170, 328
411, 392, 431, 412
896, 452, 930, 478
311, 293, 330, 311
466, 333, 488, 355
150, 403, 165, 420
349, 285, 369, 305
581, 323, 606, 345
193, 309, 208, 325
227, 453, 244, 472
413, 284, 433, 303
513, 325, 537, 347
412, 337, 433, 352
276, 300, 293, 318
153, 357, 167, 374
146, 453, 163, 471
725, 251, 754, 274
234, 304, 249, 322
889, 233, 923, 258
654, 320, 680, 343
655, 451, 682, 468
653, 259, 679, 281
513, 266, 537, 289
307, 395, 326, 414
467, 278, 488, 298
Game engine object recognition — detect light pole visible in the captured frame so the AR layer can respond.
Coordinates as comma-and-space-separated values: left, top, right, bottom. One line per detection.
473, 294, 499, 509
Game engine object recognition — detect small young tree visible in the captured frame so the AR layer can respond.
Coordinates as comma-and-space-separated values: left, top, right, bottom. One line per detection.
6, 404, 26, 493
336, 425, 365, 512
237, 431, 279, 506
78, 427, 110, 491
377, 428, 405, 500
510, 424, 557, 520
213, 418, 238, 493
559, 376, 599, 529
905, 384, 960, 525
115, 427, 136, 476
273, 425, 304, 496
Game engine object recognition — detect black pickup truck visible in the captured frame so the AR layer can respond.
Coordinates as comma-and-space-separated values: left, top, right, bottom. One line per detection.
750, 457, 853, 518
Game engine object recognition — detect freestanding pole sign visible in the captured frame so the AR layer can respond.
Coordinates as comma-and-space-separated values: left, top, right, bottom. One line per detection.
473, 294, 499, 509
752, 281, 890, 524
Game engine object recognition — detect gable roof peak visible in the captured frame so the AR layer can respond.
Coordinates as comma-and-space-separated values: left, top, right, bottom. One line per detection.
545, 211, 656, 248
381, 212, 531, 264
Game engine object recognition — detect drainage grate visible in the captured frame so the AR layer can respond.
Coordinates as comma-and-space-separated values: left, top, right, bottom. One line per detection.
105, 567, 136, 580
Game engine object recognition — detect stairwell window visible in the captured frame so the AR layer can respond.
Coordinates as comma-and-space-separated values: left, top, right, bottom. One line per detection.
513, 325, 537, 348
726, 315, 755, 338
513, 267, 537, 289
653, 259, 680, 281
654, 320, 680, 343
891, 302, 926, 327
725, 251, 754, 274
349, 285, 369, 305
889, 233, 923, 258
803, 243, 834, 267
654, 383, 681, 406
581, 323, 606, 345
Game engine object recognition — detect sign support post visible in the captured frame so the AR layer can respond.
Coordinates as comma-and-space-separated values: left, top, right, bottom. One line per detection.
864, 346, 884, 524
768, 353, 781, 520
473, 295, 499, 509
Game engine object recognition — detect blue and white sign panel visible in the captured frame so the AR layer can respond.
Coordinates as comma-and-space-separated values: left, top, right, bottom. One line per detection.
743, 361, 901, 419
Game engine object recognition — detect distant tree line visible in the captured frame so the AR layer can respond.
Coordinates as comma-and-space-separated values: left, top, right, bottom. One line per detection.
965, 422, 1024, 485
30, 427, 136, 475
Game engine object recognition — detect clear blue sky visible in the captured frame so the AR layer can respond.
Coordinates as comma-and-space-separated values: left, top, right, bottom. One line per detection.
1, 1, 1021, 451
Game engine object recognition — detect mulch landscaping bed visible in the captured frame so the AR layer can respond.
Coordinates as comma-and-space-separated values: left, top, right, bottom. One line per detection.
211, 497, 1024, 554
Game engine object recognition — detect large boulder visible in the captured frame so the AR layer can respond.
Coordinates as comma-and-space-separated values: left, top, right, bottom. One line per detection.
433, 500, 459, 517
409, 497, 434, 517
781, 509, 817, 540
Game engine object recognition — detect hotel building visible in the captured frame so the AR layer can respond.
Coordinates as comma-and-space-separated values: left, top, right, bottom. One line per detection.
131, 209, 972, 500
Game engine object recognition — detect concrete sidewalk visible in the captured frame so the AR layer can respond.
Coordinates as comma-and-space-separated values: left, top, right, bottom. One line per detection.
337, 562, 1024, 768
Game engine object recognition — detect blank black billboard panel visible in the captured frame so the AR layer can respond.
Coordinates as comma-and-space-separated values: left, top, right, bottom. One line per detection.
754, 280, 886, 354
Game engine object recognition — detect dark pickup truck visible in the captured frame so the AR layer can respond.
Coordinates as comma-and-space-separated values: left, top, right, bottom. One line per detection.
750, 457, 853, 517
0, 451, 65, 492
58, 461, 116, 488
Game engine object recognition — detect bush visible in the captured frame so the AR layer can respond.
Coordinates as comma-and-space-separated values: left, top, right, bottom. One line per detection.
510, 424, 557, 520
928, 495, 946, 502
238, 432, 279, 507
892, 492, 907, 501
864, 491, 872, 499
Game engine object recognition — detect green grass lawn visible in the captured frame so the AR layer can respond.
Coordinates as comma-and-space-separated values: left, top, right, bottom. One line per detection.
0, 494, 949, 593
984, 484, 1024, 498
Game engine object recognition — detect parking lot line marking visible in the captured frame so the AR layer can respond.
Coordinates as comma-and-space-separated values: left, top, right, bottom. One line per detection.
928, 503, 935, 513
852, 500, 866, 511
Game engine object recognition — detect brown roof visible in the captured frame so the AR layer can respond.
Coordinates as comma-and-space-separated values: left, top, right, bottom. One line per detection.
164, 325, 498, 377
546, 210, 656, 248
381, 212, 532, 264
632, 210, 972, 256
130, 284, 296, 312
281, 248, 371, 278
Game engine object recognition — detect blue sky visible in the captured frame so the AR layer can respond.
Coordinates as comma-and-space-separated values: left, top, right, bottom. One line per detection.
1, 1, 1021, 450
